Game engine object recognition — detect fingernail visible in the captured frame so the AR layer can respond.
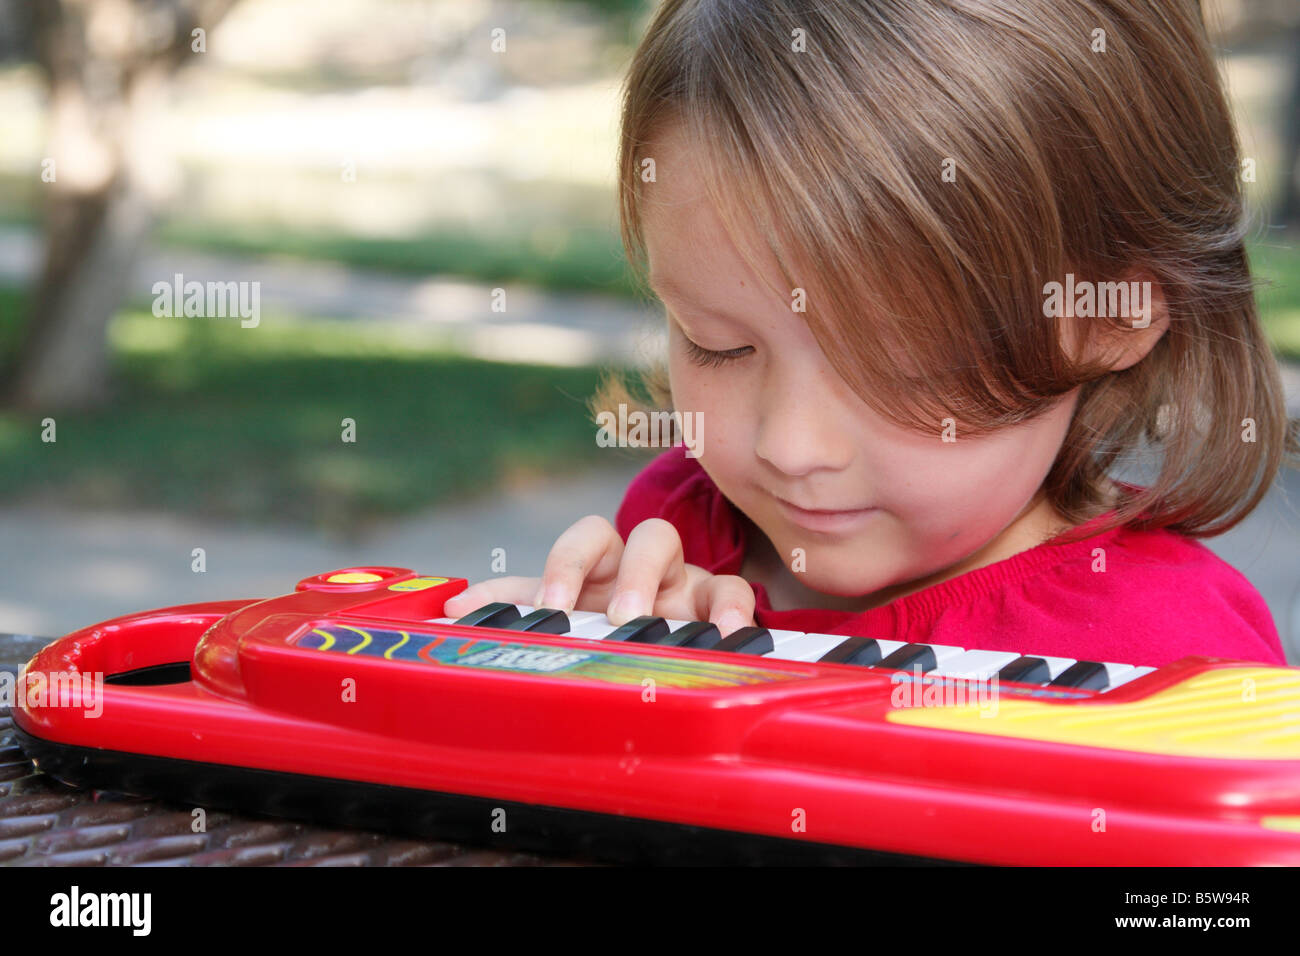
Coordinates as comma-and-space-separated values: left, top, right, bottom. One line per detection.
718, 610, 747, 636
540, 586, 570, 612
608, 591, 642, 624
532, 585, 545, 608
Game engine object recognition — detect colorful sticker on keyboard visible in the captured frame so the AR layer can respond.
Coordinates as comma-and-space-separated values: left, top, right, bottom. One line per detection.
296, 623, 809, 688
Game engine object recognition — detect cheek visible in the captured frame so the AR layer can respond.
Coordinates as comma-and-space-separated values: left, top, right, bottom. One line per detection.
668, 357, 755, 463
876, 417, 1068, 533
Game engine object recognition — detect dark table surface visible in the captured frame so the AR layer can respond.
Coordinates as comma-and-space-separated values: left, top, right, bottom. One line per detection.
0, 633, 591, 866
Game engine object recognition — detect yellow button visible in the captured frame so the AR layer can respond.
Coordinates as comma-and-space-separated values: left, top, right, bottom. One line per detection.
1261, 816, 1300, 833
326, 572, 384, 584
388, 576, 449, 591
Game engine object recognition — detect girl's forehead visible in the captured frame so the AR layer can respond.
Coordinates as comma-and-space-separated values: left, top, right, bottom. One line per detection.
643, 189, 787, 289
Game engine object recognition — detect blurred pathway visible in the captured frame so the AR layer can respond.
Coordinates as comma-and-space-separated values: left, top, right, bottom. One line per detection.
0, 225, 667, 368
0, 458, 648, 640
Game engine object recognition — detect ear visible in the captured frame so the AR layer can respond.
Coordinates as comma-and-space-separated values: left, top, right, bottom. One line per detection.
1059, 271, 1170, 371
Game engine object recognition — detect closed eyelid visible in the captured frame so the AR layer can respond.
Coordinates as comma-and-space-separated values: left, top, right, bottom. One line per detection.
676, 327, 753, 369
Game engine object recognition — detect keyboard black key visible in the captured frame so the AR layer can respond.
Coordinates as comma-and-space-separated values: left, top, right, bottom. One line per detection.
1049, 660, 1110, 690
818, 637, 883, 667
714, 626, 774, 655
502, 608, 570, 634
878, 643, 938, 673
997, 656, 1053, 685
454, 602, 522, 628
662, 621, 722, 649
604, 616, 670, 643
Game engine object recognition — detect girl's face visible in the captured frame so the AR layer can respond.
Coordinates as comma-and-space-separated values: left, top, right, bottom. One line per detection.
642, 132, 1081, 603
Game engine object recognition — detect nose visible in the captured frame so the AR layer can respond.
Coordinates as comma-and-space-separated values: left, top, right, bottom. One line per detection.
752, 369, 855, 477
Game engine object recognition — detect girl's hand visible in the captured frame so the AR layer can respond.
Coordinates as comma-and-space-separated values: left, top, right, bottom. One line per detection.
441, 516, 757, 636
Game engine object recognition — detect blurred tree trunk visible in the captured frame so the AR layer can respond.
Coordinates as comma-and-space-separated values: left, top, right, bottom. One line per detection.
1274, 22, 1300, 229
5, 0, 239, 411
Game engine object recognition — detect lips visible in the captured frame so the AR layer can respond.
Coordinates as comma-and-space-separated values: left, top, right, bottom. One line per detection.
776, 498, 869, 515
773, 495, 877, 533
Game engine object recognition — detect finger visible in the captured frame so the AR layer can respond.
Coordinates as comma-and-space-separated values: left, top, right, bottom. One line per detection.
639, 562, 718, 624
443, 577, 541, 618
701, 574, 757, 636
607, 518, 687, 625
532, 515, 625, 612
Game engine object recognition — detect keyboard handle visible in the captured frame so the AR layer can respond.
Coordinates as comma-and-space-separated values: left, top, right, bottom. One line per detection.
232, 614, 889, 756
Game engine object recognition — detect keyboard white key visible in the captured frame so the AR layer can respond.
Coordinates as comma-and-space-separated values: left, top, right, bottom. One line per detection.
1103, 663, 1156, 688
564, 612, 623, 639
766, 634, 907, 663
563, 610, 607, 626
932, 649, 1022, 680
910, 643, 967, 668
1097, 662, 1135, 685
767, 628, 809, 646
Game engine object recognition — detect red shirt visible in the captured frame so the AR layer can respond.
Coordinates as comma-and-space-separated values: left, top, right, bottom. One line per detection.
614, 445, 1287, 667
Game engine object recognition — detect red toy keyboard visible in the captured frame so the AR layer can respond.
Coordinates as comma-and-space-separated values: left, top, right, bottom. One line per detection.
12, 566, 1300, 864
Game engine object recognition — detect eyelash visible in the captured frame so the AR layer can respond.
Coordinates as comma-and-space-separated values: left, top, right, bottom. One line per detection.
682, 336, 753, 369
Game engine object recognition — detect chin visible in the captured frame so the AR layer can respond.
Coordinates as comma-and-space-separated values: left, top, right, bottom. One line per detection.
784, 552, 898, 598
811, 571, 895, 599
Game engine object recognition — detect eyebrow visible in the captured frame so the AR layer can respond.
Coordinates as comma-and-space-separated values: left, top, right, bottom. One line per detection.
647, 274, 689, 303
648, 274, 748, 324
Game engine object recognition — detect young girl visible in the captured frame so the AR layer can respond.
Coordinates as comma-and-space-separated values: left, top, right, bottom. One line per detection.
446, 0, 1297, 667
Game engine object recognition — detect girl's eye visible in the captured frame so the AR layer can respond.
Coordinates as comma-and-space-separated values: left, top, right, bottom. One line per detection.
681, 336, 753, 369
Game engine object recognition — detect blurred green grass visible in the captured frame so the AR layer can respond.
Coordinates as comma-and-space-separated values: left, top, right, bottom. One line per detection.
0, 202, 641, 298
157, 219, 642, 298
1251, 239, 1300, 357
0, 288, 632, 532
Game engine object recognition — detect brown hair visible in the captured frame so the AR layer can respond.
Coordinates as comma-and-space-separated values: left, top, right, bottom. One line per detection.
591, 0, 1299, 540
